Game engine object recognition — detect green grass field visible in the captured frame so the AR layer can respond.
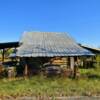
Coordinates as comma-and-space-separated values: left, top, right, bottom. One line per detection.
0, 67, 100, 97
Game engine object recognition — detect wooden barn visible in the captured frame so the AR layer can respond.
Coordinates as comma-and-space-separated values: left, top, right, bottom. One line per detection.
16, 32, 95, 77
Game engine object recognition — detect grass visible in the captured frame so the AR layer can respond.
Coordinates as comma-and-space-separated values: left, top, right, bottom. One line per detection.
0, 67, 100, 97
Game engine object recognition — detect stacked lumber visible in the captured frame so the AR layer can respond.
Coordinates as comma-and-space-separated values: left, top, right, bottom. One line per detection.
51, 57, 68, 68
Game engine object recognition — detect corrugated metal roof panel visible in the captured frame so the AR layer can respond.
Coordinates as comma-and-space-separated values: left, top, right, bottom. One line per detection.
17, 32, 94, 57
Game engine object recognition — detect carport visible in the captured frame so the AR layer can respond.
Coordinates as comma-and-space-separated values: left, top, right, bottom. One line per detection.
0, 42, 19, 62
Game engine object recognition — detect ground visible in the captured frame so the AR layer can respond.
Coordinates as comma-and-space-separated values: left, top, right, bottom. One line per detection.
0, 66, 100, 99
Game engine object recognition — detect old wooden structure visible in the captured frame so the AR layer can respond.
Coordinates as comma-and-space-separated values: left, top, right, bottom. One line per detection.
79, 44, 100, 68
0, 33, 99, 78
17, 32, 94, 78
0, 42, 19, 78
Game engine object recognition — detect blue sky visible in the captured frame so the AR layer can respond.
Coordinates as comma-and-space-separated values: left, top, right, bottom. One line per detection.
0, 0, 100, 47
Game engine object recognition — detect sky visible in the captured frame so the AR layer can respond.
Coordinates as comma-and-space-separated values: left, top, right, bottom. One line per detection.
0, 0, 100, 47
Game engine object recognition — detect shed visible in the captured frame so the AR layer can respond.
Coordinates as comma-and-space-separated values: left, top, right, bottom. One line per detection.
17, 32, 94, 77
17, 32, 93, 57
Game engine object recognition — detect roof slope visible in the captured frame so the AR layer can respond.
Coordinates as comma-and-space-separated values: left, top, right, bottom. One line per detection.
17, 32, 94, 57
79, 44, 100, 54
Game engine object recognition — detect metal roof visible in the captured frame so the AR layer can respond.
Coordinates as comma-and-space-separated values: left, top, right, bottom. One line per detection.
79, 44, 100, 55
17, 32, 94, 57
0, 42, 19, 49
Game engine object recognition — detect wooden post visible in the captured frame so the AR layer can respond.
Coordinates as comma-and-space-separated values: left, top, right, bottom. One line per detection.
70, 57, 74, 70
73, 56, 79, 78
24, 64, 28, 77
14, 47, 17, 61
70, 56, 79, 78
24, 57, 29, 78
66, 57, 68, 68
2, 49, 5, 62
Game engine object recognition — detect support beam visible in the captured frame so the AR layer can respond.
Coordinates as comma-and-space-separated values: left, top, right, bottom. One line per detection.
70, 57, 74, 70
73, 56, 78, 78
70, 56, 79, 78
24, 64, 28, 77
2, 49, 5, 62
